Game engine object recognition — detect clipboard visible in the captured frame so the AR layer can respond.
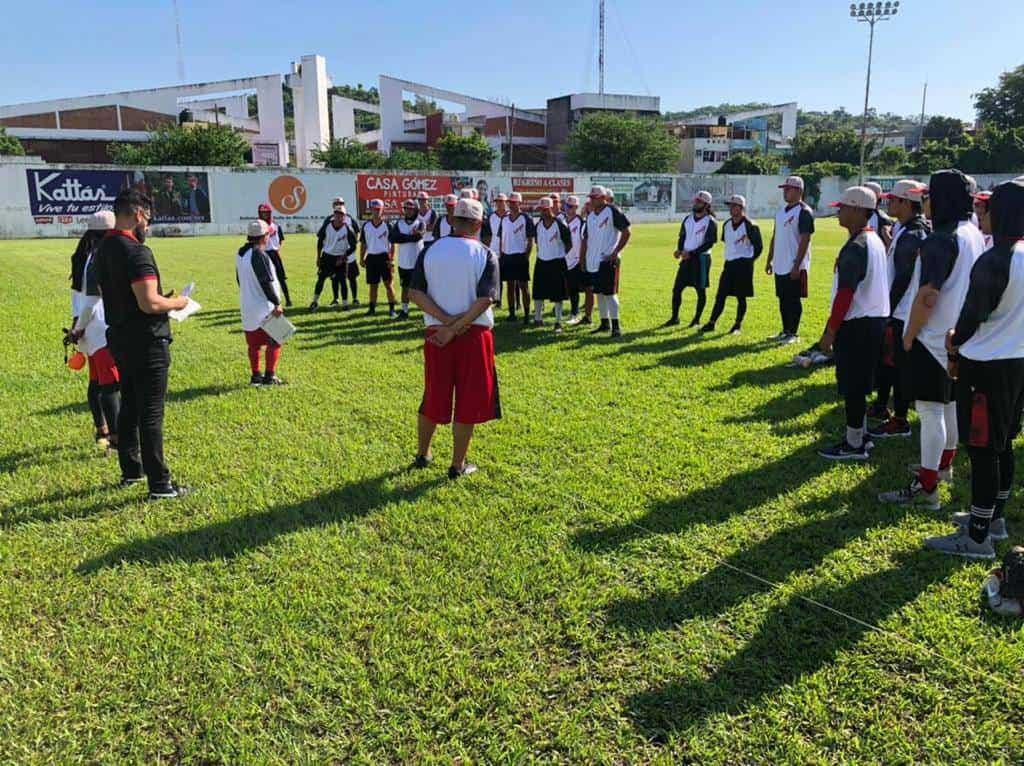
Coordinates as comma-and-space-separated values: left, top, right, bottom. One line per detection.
260, 313, 296, 344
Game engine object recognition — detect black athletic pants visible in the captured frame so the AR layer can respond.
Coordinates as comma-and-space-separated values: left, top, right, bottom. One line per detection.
112, 339, 172, 491
775, 274, 803, 335
708, 294, 747, 327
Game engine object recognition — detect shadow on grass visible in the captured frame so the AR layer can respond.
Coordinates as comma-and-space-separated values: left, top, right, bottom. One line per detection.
1, 484, 134, 527
623, 548, 960, 740
76, 468, 444, 572
35, 384, 245, 417
0, 445, 77, 475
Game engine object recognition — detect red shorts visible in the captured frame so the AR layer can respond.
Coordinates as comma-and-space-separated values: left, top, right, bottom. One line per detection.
244, 328, 280, 349
87, 347, 120, 385
421, 325, 501, 425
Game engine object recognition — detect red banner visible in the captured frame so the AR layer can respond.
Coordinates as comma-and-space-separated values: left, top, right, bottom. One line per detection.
356, 174, 454, 217
511, 176, 574, 212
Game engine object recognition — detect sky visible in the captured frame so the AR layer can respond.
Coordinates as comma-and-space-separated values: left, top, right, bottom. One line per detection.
1, 1, 1019, 121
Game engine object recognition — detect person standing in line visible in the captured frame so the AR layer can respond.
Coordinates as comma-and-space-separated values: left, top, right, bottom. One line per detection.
563, 195, 586, 324
499, 192, 536, 324
974, 190, 994, 250
92, 189, 190, 500
433, 194, 459, 240
580, 185, 631, 338
878, 169, 986, 510
311, 201, 358, 311
701, 194, 762, 335
488, 193, 508, 309
666, 190, 718, 328
531, 197, 572, 333
765, 175, 814, 345
867, 180, 931, 437
817, 186, 891, 460
409, 198, 501, 480
416, 191, 439, 251
257, 204, 292, 307
237, 219, 286, 386
392, 199, 425, 320
69, 210, 121, 453
927, 180, 1024, 558
863, 181, 894, 248
360, 199, 398, 318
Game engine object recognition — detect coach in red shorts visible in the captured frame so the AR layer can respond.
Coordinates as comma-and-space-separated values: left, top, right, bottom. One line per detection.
409, 198, 501, 479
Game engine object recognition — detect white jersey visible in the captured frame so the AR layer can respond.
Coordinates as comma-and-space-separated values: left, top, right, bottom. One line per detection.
500, 213, 532, 254
565, 215, 583, 269
417, 236, 498, 329
831, 229, 890, 321
962, 242, 1024, 360
681, 214, 713, 252
417, 209, 437, 243
903, 220, 986, 368
437, 216, 454, 239
773, 202, 813, 274
321, 220, 354, 256
74, 253, 108, 356
535, 219, 569, 262
265, 222, 283, 251
584, 205, 630, 272
237, 246, 281, 332
723, 219, 755, 261
488, 212, 504, 253
361, 220, 391, 255
395, 217, 424, 270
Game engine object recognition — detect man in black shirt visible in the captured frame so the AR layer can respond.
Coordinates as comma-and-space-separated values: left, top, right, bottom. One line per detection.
93, 189, 190, 500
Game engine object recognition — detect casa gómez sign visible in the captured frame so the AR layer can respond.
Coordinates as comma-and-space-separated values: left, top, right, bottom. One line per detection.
356, 173, 454, 217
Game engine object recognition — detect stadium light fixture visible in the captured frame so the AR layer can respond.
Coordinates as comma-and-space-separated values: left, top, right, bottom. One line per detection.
849, 0, 900, 184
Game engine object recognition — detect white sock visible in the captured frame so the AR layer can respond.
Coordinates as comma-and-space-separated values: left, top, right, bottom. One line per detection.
917, 400, 945, 471
943, 401, 958, 448
535, 300, 544, 321
607, 295, 620, 320
402, 302, 409, 312
847, 426, 864, 449
598, 294, 609, 319
554, 303, 563, 322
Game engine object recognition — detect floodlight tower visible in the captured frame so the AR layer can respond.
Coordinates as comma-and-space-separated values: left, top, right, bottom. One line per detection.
850, 1, 899, 183
598, 0, 606, 95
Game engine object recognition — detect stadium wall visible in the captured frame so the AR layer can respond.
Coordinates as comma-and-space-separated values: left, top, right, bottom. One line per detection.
1, 156, 1017, 240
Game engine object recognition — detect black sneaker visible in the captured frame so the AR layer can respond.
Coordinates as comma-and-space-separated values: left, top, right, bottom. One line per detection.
687, 318, 700, 328
352, 299, 361, 307
411, 454, 433, 470
818, 440, 869, 461
309, 301, 319, 312
149, 482, 192, 500
699, 322, 715, 334
119, 476, 145, 489
866, 403, 892, 421
592, 320, 610, 333
663, 317, 680, 327
366, 306, 377, 316
728, 324, 742, 335
579, 316, 593, 326
398, 310, 410, 320
250, 372, 263, 387
522, 314, 531, 325
448, 462, 478, 480
867, 418, 912, 439
610, 320, 622, 338
285, 300, 293, 308
329, 299, 339, 307
505, 314, 518, 323
262, 374, 286, 386
389, 308, 397, 319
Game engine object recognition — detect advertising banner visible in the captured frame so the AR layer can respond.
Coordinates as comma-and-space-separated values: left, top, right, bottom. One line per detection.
213, 170, 357, 232
510, 176, 574, 212
592, 175, 673, 212
356, 173, 454, 217
24, 168, 212, 224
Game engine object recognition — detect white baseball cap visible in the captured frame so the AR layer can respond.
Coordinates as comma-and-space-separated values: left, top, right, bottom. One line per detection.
247, 219, 271, 237
830, 186, 878, 210
444, 194, 458, 206
537, 197, 553, 210
566, 195, 580, 206
882, 180, 927, 202
494, 192, 508, 202
693, 190, 713, 205
369, 198, 384, 209
459, 188, 475, 199
779, 176, 805, 191
332, 196, 345, 205
863, 181, 884, 200
549, 192, 561, 202
416, 191, 430, 200
88, 210, 115, 230
727, 194, 746, 208
509, 192, 523, 203
454, 198, 483, 221
402, 198, 417, 208
588, 185, 605, 198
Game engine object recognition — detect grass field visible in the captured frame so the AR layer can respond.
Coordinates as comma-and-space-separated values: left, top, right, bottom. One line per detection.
1, 219, 1023, 764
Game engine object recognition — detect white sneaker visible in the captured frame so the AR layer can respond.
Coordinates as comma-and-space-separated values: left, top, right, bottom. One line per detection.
781, 334, 800, 346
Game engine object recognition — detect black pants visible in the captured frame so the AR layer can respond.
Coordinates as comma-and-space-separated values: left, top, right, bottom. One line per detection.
708, 294, 747, 326
336, 265, 358, 302
113, 340, 171, 491
775, 274, 803, 335
266, 250, 290, 304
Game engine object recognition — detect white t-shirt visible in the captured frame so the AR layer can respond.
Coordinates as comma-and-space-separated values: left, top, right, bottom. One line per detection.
418, 208, 438, 243
773, 202, 814, 274
237, 246, 281, 332
830, 229, 890, 321
583, 205, 630, 272
265, 222, 284, 251
395, 217, 424, 270
488, 212, 504, 252
321, 220, 354, 256
723, 219, 756, 261
500, 213, 533, 254
680, 214, 713, 252
962, 242, 1024, 360
361, 220, 391, 255
73, 253, 108, 356
535, 218, 570, 262
565, 215, 583, 269
412, 236, 499, 329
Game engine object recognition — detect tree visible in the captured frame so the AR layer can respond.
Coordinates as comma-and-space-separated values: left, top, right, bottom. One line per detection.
108, 123, 249, 166
957, 127, 1024, 174
388, 147, 440, 171
789, 161, 857, 206
0, 127, 24, 156
311, 138, 386, 169
791, 127, 866, 167
900, 139, 962, 175
715, 148, 780, 175
565, 112, 679, 172
436, 132, 496, 170
975, 64, 1024, 130
869, 145, 908, 174
922, 115, 968, 143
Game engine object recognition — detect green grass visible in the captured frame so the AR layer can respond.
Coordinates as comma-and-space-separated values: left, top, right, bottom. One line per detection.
1, 220, 1022, 764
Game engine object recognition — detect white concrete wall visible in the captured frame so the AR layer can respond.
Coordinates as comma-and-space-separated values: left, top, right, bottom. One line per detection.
2, 155, 1018, 240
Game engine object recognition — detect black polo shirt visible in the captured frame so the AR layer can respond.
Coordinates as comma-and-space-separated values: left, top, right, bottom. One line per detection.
93, 230, 171, 352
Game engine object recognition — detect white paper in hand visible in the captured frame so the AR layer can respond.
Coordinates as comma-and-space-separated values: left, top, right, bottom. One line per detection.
182, 282, 196, 298
168, 297, 201, 322
261, 313, 296, 344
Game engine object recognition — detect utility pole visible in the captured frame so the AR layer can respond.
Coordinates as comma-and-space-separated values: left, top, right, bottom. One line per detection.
918, 81, 928, 150
850, 1, 900, 184
172, 0, 186, 82
598, 0, 605, 95
509, 103, 515, 172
